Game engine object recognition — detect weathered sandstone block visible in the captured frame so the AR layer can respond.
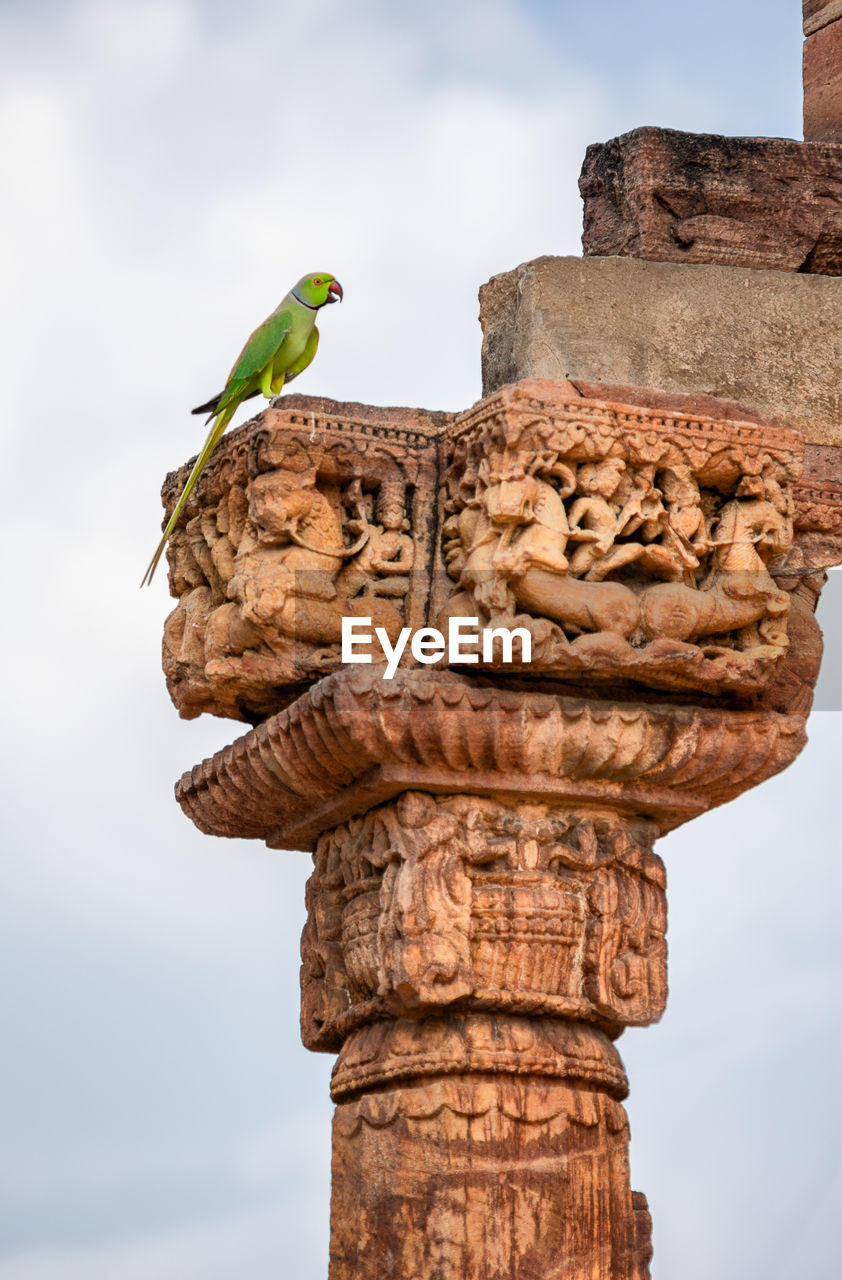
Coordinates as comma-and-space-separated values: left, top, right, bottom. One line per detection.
479, 256, 842, 449
804, 10, 842, 142
579, 127, 842, 273
804, 0, 842, 33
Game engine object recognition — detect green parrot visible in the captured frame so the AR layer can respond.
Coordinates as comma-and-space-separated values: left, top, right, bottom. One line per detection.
141, 271, 343, 587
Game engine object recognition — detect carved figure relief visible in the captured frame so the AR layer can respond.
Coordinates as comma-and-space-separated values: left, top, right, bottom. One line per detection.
438, 384, 803, 693
336, 475, 415, 600
160, 385, 824, 722
300, 791, 665, 1050
161, 406, 439, 720
203, 465, 405, 666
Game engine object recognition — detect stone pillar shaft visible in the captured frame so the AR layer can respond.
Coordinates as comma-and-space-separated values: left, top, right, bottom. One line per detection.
330, 1025, 649, 1280
307, 785, 662, 1278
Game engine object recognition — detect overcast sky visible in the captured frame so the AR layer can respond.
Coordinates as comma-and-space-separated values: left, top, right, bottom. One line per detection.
1, 2, 839, 1278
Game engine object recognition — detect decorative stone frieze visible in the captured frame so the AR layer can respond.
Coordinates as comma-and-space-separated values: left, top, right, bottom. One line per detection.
439, 380, 802, 695
162, 380, 840, 732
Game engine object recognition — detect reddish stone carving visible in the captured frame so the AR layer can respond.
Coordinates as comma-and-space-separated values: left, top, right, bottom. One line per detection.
161, 395, 446, 721
176, 666, 807, 848
159, 379, 836, 1278
439, 380, 802, 695
580, 127, 842, 273
300, 791, 666, 1041
161, 381, 834, 727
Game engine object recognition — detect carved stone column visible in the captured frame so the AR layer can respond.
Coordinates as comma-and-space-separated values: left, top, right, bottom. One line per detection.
313, 784, 659, 1279
178, 660, 806, 1279
157, 377, 834, 1277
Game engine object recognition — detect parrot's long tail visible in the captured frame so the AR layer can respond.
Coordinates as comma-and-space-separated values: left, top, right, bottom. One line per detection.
191, 393, 222, 416
140, 408, 235, 587
192, 387, 259, 420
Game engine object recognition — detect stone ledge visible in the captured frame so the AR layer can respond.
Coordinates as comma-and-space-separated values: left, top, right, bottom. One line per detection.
174, 668, 806, 848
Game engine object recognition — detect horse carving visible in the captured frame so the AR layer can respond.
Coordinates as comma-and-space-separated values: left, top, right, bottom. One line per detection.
639, 497, 791, 648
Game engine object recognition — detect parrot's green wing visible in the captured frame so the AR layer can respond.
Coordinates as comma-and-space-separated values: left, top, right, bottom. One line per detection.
210, 307, 294, 415
283, 324, 320, 384
227, 302, 296, 383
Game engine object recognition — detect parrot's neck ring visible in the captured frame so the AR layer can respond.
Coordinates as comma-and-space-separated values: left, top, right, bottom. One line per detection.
291, 289, 319, 310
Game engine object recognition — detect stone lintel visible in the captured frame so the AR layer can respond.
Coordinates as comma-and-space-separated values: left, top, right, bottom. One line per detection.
579, 127, 842, 274
479, 256, 842, 451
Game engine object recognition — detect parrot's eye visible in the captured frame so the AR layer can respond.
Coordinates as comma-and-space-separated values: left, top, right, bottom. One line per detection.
313, 277, 323, 286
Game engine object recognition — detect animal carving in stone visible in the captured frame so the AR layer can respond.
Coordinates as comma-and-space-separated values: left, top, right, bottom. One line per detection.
205, 467, 405, 667
443, 460, 642, 640
441, 404, 798, 688
640, 495, 792, 647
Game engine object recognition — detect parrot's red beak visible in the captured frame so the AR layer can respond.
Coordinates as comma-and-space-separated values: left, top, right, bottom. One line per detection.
327, 279, 343, 303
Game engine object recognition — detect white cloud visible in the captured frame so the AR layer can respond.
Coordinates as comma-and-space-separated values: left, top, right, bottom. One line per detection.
0, 1199, 326, 1280
72, 0, 196, 80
